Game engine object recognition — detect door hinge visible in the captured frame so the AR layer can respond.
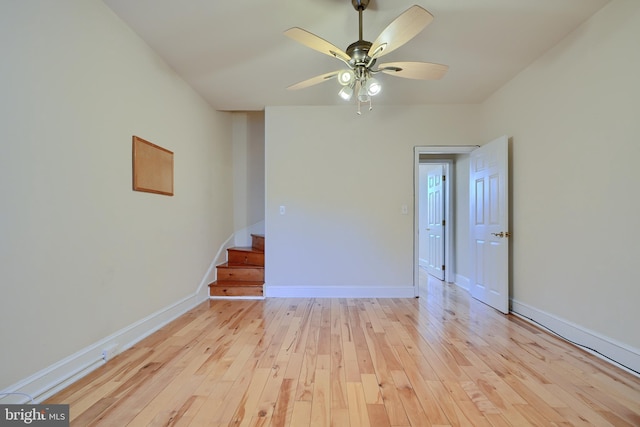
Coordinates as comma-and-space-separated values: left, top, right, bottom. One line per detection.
442, 219, 445, 226
442, 175, 446, 181
442, 265, 446, 271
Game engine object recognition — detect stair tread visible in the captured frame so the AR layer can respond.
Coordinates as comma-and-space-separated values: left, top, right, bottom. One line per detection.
209, 280, 264, 287
217, 262, 264, 269
228, 246, 264, 254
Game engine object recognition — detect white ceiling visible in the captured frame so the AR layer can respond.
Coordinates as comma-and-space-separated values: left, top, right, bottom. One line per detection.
102, 0, 610, 111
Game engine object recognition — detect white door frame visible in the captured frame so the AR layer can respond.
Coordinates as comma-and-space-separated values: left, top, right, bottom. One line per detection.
413, 146, 479, 295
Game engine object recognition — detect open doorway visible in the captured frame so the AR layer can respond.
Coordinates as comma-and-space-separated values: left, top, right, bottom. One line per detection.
418, 161, 450, 281
413, 146, 478, 295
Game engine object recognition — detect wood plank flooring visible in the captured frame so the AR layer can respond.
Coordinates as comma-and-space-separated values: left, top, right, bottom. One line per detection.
48, 273, 640, 426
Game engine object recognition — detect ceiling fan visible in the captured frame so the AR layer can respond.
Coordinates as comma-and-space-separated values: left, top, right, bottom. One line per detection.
284, 0, 448, 113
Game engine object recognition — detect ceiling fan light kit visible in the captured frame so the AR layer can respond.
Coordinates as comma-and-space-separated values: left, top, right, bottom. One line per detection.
284, 1, 448, 114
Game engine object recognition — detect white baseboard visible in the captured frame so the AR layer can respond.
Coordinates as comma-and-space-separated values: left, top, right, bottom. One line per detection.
265, 285, 416, 298
0, 292, 207, 404
511, 299, 640, 376
454, 274, 470, 291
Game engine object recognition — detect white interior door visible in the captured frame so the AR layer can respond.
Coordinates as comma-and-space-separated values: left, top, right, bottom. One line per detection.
426, 165, 445, 280
470, 136, 509, 314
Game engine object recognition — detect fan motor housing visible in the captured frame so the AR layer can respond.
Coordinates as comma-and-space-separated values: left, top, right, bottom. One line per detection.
347, 40, 374, 66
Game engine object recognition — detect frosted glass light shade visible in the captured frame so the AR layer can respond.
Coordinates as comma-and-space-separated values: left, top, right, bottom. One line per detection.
366, 77, 381, 96
337, 69, 355, 86
339, 85, 354, 100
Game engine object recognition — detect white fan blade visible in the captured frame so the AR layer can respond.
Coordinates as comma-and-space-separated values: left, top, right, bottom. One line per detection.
368, 6, 433, 61
377, 61, 449, 80
284, 27, 351, 63
287, 70, 341, 90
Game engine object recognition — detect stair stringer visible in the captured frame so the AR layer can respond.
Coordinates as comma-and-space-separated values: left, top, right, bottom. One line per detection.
195, 233, 235, 296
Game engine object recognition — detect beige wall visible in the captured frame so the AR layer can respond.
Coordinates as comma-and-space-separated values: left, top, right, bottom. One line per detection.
482, 0, 640, 351
0, 0, 233, 392
265, 105, 482, 295
232, 111, 265, 244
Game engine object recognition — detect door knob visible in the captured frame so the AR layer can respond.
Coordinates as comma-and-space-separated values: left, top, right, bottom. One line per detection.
491, 232, 511, 238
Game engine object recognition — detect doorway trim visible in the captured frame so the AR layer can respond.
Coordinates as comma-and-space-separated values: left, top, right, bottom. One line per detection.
413, 146, 479, 295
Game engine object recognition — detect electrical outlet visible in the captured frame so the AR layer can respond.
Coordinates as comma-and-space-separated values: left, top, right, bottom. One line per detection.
102, 344, 119, 362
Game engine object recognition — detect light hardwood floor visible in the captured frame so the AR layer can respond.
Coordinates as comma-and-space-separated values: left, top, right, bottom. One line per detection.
48, 273, 640, 426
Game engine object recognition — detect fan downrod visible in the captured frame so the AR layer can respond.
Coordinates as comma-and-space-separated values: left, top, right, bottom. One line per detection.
349, 0, 373, 65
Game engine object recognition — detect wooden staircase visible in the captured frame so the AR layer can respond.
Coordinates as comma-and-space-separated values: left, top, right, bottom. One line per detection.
209, 234, 264, 298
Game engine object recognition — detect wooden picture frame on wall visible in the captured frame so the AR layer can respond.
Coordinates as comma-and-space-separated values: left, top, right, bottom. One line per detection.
132, 136, 174, 196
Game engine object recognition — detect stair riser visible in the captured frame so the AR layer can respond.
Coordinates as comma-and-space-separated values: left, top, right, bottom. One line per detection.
210, 286, 263, 297
217, 267, 264, 282
252, 234, 264, 251
227, 251, 264, 266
